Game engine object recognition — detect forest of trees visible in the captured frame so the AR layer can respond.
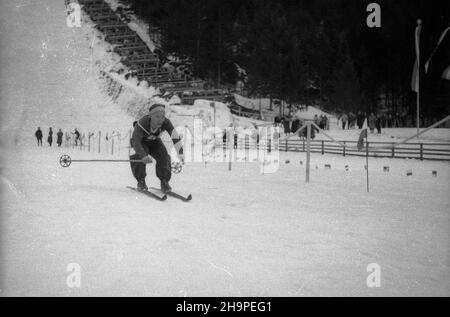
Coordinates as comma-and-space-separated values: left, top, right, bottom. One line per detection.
123, 0, 449, 120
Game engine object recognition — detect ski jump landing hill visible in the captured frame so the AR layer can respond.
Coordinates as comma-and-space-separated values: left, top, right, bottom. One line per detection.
0, 0, 262, 151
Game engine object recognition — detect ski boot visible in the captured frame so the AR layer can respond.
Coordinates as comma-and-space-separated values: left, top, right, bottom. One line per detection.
137, 178, 148, 192
160, 179, 172, 193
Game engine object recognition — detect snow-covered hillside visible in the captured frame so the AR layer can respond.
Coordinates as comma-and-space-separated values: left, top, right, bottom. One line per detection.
0, 0, 135, 147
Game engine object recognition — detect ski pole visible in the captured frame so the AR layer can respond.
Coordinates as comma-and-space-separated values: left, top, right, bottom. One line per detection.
59, 154, 144, 168
59, 155, 183, 173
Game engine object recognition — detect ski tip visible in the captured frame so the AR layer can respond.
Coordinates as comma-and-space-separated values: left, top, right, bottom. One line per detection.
186, 194, 192, 201
161, 195, 168, 201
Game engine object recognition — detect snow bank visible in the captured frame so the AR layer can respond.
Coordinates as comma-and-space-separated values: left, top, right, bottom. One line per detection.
233, 94, 337, 124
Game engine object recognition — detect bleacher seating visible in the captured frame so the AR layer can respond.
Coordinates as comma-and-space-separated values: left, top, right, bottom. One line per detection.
79, 0, 231, 103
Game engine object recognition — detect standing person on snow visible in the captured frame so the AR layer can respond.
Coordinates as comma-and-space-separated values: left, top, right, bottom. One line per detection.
368, 113, 376, 133
57, 129, 64, 147
130, 104, 184, 193
47, 128, 53, 146
73, 129, 81, 146
357, 111, 364, 129
340, 113, 348, 130
35, 127, 43, 146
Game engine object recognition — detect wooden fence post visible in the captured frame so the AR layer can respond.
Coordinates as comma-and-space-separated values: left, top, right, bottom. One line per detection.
118, 134, 121, 156
111, 137, 114, 155
343, 141, 346, 157
321, 140, 324, 155
306, 123, 311, 183
420, 143, 423, 160
98, 131, 101, 153
392, 143, 395, 158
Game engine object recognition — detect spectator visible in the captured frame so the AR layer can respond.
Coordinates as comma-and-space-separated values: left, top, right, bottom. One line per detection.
320, 115, 327, 130
57, 129, 63, 147
314, 114, 320, 128
375, 114, 382, 134
395, 113, 400, 128
291, 117, 300, 135
357, 111, 364, 129
35, 127, 43, 146
47, 128, 53, 146
222, 129, 227, 149
283, 113, 292, 135
368, 113, 376, 133
348, 112, 356, 129
73, 128, 81, 146
340, 113, 348, 130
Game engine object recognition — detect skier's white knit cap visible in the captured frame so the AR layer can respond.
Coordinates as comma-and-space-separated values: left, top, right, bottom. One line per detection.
148, 103, 165, 117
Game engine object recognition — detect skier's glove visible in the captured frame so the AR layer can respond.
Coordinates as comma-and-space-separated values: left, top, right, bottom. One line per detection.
142, 155, 153, 164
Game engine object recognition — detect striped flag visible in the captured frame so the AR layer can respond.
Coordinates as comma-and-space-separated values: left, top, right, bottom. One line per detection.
425, 27, 450, 74
442, 64, 450, 80
357, 128, 368, 151
411, 20, 422, 92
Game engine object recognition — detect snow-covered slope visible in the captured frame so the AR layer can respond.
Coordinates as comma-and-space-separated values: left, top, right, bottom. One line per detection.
0, 0, 135, 147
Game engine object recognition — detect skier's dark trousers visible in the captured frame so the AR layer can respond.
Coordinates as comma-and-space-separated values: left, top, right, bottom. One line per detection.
130, 104, 184, 192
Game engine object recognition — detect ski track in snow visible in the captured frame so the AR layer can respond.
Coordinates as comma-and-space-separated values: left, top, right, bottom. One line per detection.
1, 142, 449, 296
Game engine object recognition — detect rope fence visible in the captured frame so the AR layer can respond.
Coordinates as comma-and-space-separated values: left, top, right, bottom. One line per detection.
276, 115, 450, 161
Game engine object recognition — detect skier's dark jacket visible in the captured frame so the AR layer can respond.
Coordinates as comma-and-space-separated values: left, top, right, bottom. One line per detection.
132, 115, 183, 159
35, 130, 43, 139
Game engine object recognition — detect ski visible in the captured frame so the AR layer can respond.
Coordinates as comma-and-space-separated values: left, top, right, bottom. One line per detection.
127, 186, 167, 201
150, 187, 192, 202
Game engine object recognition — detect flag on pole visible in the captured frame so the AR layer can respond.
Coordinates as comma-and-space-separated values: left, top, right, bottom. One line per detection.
411, 20, 422, 92
357, 128, 368, 151
362, 118, 368, 130
442, 64, 450, 80
425, 27, 450, 74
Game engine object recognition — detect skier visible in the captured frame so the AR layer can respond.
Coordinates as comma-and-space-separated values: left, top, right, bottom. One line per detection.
130, 104, 184, 192
35, 127, 43, 146
47, 128, 53, 146
57, 129, 64, 147
73, 129, 81, 146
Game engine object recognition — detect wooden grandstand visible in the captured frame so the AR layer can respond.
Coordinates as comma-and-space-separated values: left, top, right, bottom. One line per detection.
77, 0, 228, 104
